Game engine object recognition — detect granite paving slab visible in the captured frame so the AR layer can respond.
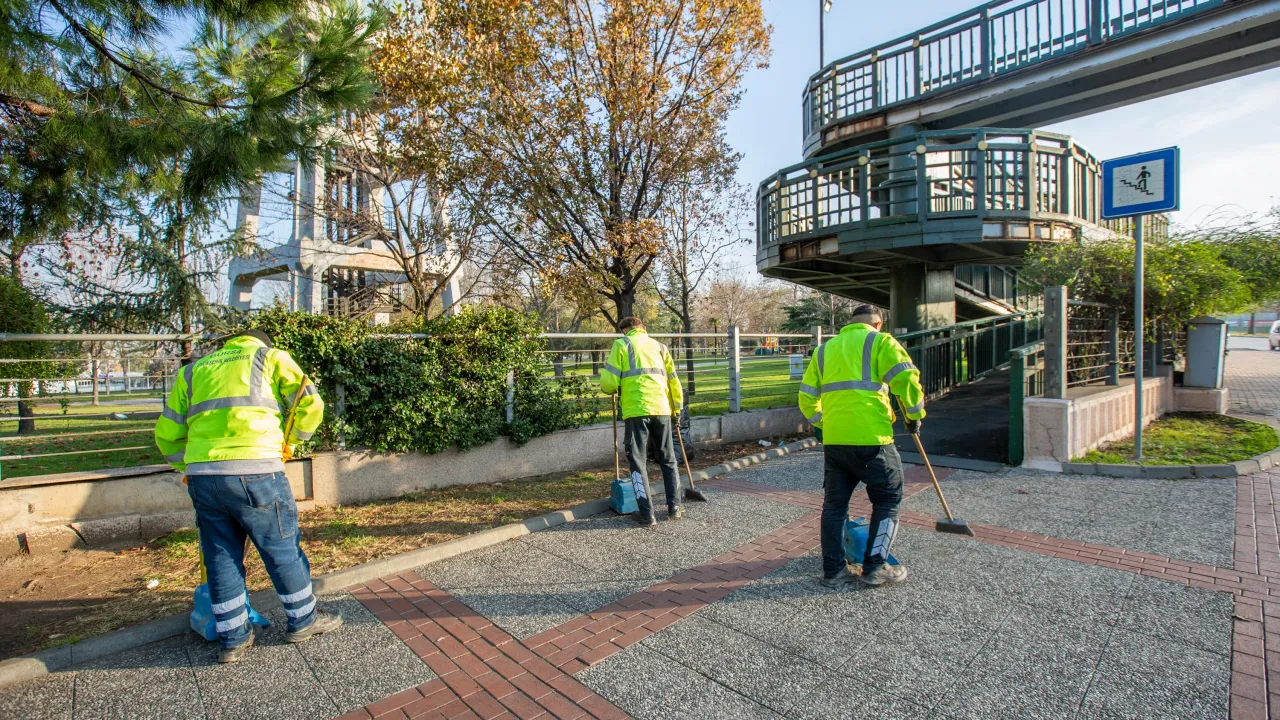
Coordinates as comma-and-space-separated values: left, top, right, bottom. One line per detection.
785, 677, 943, 720
906, 468, 1235, 565
186, 613, 341, 720
1024, 559, 1136, 619
935, 605, 1116, 719
70, 635, 203, 720
639, 615, 828, 715
578, 643, 783, 720
0, 672, 73, 720
1078, 628, 1230, 719
1116, 575, 1234, 655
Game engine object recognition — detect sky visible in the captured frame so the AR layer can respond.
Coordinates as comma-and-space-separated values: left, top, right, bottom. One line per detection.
719, 0, 1280, 272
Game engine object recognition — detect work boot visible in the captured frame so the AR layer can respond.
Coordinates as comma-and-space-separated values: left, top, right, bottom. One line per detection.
633, 511, 658, 527
667, 506, 683, 521
860, 563, 908, 587
217, 628, 255, 663
819, 567, 859, 589
286, 609, 344, 644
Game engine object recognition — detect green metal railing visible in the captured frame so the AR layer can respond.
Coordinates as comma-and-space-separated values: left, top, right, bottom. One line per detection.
897, 311, 1043, 401
1007, 340, 1047, 465
758, 128, 1106, 250
802, 0, 1227, 152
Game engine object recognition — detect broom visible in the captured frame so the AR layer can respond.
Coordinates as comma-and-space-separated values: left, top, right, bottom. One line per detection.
896, 397, 973, 536
670, 388, 707, 502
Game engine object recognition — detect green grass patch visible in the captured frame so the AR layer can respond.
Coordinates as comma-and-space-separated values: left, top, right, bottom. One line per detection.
1078, 413, 1278, 465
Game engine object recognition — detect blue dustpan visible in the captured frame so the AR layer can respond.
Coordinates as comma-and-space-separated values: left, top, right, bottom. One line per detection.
843, 517, 900, 567
610, 479, 639, 515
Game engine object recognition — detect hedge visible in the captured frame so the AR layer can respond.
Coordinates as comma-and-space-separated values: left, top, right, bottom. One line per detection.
245, 306, 598, 455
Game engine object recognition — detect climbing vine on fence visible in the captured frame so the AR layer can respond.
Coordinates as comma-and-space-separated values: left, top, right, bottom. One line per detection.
245, 307, 598, 454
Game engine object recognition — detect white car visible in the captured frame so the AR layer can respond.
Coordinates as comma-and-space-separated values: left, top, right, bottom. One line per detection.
1271, 320, 1280, 350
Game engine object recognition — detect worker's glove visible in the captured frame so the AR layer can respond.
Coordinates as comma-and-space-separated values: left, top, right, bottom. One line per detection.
814, 427, 823, 443
905, 419, 922, 435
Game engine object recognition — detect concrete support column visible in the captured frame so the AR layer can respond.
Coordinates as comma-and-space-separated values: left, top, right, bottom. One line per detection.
235, 183, 263, 241
298, 160, 326, 242
889, 264, 955, 334
228, 276, 255, 311
297, 264, 326, 314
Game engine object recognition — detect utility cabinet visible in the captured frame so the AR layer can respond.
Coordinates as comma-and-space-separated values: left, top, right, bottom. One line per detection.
1184, 316, 1227, 388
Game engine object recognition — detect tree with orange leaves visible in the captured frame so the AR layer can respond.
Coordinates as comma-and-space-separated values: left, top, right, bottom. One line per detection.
377, 0, 771, 328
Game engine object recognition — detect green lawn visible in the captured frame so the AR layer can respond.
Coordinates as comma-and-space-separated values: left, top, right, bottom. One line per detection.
550, 355, 803, 420
0, 402, 163, 478
1078, 413, 1278, 465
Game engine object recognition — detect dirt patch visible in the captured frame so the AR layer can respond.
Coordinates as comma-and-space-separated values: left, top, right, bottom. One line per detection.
0, 434, 808, 660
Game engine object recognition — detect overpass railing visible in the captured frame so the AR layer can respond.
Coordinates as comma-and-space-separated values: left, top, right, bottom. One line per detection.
760, 128, 1107, 250
804, 0, 1226, 150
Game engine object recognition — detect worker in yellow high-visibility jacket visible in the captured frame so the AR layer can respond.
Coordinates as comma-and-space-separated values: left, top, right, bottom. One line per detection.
798, 305, 926, 589
154, 330, 341, 663
599, 317, 684, 526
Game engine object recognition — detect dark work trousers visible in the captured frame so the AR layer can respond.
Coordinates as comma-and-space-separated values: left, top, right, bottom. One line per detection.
624, 415, 681, 518
821, 444, 905, 579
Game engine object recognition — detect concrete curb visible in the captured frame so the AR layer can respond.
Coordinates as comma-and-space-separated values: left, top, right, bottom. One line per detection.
1060, 446, 1280, 479
0, 440, 820, 691
688, 438, 819, 483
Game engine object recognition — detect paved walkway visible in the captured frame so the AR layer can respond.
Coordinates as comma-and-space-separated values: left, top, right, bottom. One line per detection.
4, 449, 1271, 720
1227, 336, 1280, 420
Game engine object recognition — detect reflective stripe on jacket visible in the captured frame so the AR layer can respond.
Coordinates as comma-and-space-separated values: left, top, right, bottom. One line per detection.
797, 323, 925, 446
154, 335, 324, 474
598, 329, 683, 419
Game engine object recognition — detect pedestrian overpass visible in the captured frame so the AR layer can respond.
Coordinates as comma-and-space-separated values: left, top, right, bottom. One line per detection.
804, 0, 1280, 156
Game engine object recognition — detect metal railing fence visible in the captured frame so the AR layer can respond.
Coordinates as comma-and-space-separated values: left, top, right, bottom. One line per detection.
759, 128, 1117, 250
0, 329, 827, 479
895, 311, 1043, 401
802, 0, 1226, 149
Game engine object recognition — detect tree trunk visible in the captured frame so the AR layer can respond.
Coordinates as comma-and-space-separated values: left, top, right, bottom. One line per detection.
682, 315, 696, 398
17, 381, 35, 435
614, 288, 636, 327
1249, 312, 1257, 335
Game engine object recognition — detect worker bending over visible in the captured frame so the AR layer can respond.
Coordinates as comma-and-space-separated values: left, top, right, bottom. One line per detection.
155, 330, 341, 662
599, 317, 684, 526
799, 305, 926, 588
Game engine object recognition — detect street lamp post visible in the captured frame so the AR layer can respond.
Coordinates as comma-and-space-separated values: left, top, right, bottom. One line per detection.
820, 0, 832, 67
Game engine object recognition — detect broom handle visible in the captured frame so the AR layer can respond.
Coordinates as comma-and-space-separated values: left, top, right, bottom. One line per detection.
668, 387, 696, 488
909, 431, 957, 522
893, 395, 957, 522
612, 394, 620, 482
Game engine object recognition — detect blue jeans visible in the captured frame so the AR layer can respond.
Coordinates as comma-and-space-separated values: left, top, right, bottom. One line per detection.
821, 444, 904, 578
187, 472, 317, 648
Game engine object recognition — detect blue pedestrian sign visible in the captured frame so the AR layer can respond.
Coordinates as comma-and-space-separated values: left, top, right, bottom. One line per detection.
1101, 147, 1179, 219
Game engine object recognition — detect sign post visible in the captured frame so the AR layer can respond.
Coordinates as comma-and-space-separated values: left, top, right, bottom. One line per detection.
1101, 147, 1179, 461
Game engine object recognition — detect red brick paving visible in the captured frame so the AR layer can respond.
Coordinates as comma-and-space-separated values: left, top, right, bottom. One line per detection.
342, 573, 630, 719
1234, 471, 1280, 718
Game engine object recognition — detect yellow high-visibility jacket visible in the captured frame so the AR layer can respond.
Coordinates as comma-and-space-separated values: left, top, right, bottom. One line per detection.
599, 329, 683, 419
798, 323, 926, 446
154, 335, 323, 474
